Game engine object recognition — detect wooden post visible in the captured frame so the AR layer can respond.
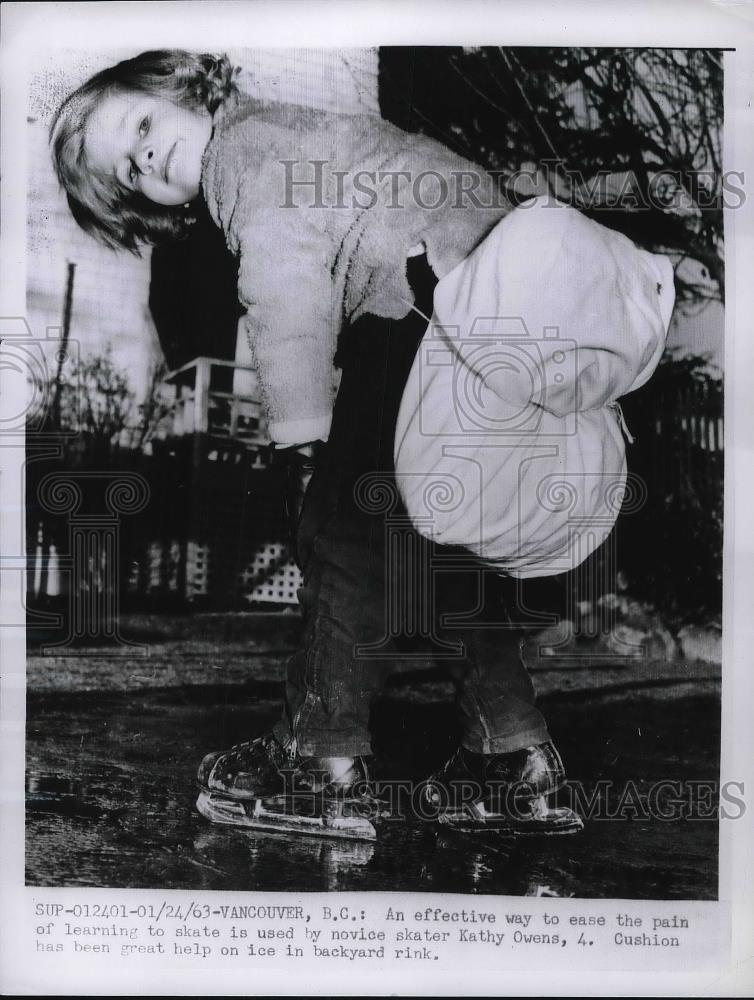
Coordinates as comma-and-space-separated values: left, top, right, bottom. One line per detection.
194, 357, 210, 436
51, 261, 76, 429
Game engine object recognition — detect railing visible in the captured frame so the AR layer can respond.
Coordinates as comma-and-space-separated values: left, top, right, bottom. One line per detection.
163, 356, 270, 447
652, 383, 724, 454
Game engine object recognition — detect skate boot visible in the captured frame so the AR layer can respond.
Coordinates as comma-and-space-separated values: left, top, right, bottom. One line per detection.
421, 742, 583, 836
196, 732, 383, 841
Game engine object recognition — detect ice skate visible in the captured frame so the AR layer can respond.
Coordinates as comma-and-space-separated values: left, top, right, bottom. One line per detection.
421, 742, 583, 836
196, 732, 384, 842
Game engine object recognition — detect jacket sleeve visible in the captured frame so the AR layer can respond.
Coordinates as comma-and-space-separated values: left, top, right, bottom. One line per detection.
234, 200, 339, 446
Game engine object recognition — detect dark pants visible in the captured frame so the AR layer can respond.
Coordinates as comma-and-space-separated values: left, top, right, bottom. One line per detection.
273, 256, 550, 758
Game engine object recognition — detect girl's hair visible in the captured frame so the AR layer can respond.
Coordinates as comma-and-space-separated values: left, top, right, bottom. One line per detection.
50, 49, 239, 253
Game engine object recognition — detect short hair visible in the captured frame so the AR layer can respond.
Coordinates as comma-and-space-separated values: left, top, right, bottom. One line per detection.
50, 50, 239, 253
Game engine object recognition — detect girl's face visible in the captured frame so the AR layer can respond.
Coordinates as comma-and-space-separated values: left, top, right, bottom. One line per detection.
85, 91, 213, 207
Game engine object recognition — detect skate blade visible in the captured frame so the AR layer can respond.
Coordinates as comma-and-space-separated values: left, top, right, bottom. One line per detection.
196, 791, 377, 842
438, 800, 584, 837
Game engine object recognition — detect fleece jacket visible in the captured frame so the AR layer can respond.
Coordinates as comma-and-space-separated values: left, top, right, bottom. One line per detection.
201, 97, 510, 444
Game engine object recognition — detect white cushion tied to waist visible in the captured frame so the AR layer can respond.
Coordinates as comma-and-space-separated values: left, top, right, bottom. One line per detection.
393, 196, 676, 579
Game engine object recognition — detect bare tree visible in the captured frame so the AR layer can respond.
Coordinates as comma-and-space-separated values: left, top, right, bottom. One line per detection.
30, 350, 172, 462
380, 47, 724, 304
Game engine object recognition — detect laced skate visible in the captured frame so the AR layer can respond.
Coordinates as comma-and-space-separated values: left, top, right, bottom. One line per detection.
196, 732, 385, 841
421, 742, 583, 836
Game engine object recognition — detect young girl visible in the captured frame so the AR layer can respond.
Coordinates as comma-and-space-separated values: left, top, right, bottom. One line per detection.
51, 49, 582, 838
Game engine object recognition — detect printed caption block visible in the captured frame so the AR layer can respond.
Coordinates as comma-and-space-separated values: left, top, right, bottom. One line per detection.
26, 891, 727, 975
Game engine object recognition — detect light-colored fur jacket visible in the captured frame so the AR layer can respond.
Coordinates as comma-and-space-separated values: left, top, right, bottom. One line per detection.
202, 97, 509, 444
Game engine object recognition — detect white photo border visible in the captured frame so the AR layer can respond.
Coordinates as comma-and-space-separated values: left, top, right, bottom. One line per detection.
2, 1, 753, 995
